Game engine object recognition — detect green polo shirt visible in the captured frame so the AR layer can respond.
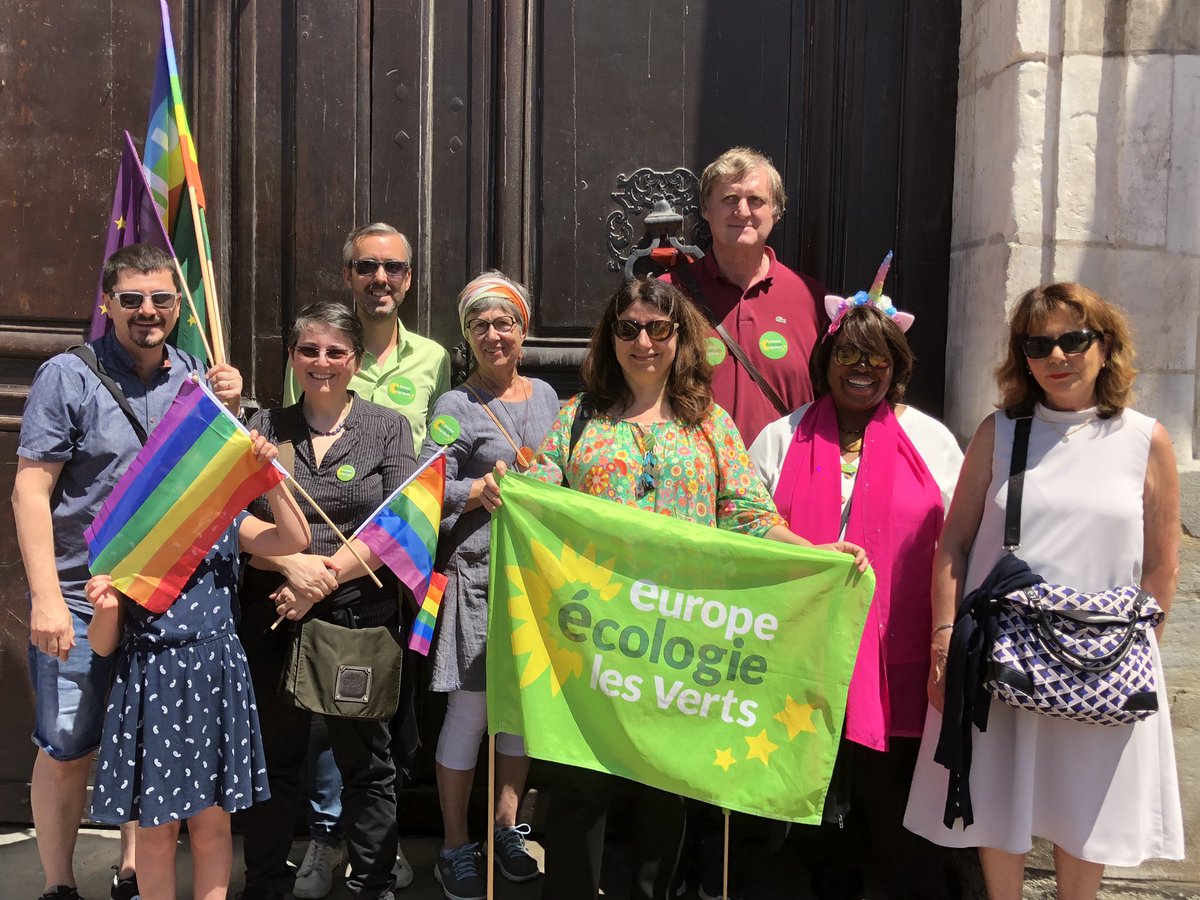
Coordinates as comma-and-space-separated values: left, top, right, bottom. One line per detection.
284, 321, 451, 451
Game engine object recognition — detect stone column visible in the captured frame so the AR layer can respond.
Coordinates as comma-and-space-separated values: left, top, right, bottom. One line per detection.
946, 0, 1200, 464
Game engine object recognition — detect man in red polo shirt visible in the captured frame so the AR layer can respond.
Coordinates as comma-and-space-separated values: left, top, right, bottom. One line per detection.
664, 147, 827, 446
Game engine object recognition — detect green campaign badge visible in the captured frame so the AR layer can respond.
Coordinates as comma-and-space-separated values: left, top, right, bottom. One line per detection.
430, 414, 461, 446
386, 376, 417, 406
336, 464, 357, 482
705, 336, 728, 366
759, 331, 788, 360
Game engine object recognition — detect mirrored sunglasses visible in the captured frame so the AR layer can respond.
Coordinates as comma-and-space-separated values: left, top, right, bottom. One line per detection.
834, 345, 890, 368
612, 319, 678, 342
351, 258, 411, 277
466, 316, 518, 336
114, 291, 180, 310
1021, 329, 1103, 360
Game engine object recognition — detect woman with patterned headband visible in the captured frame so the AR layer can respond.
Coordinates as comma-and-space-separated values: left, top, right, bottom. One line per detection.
421, 271, 559, 900
749, 256, 963, 898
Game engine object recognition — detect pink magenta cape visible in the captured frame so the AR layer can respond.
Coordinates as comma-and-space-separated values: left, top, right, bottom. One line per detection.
774, 396, 944, 750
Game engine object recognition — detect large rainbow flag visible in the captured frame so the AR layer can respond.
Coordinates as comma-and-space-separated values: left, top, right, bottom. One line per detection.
144, 0, 205, 229
86, 379, 287, 613
142, 0, 212, 361
354, 451, 448, 655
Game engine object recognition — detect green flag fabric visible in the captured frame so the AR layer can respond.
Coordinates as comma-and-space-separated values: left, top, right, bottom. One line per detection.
487, 474, 875, 824
165, 189, 209, 360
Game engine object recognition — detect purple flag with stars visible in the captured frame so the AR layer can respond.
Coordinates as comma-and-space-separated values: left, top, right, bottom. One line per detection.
88, 131, 174, 341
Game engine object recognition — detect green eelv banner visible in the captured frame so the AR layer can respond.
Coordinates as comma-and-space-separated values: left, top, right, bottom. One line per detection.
487, 474, 875, 824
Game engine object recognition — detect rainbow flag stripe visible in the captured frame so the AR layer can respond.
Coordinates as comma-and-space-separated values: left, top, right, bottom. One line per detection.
408, 572, 448, 656
355, 452, 447, 656
144, 0, 205, 231
86, 379, 285, 613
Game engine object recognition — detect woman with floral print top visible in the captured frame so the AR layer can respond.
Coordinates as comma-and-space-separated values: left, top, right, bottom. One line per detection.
529, 393, 782, 534
482, 278, 866, 900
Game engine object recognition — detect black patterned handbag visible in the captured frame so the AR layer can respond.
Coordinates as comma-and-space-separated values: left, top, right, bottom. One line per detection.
983, 416, 1163, 726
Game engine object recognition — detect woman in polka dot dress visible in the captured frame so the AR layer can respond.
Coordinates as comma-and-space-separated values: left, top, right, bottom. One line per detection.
84, 431, 310, 900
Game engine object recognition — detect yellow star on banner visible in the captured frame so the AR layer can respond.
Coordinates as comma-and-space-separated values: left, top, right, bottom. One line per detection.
99, 302, 109, 317
187, 314, 197, 327
115, 216, 127, 230
744, 729, 779, 766
713, 748, 737, 772
773, 695, 818, 740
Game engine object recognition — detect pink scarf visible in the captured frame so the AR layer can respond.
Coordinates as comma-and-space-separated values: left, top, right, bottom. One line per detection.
774, 396, 944, 750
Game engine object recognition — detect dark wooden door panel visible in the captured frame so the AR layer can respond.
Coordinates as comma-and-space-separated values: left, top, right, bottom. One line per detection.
532, 0, 801, 335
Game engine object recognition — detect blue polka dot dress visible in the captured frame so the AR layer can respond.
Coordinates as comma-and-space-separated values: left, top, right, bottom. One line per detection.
90, 517, 270, 826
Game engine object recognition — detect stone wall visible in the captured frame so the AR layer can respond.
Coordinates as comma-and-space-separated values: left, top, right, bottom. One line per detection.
946, 0, 1200, 458
947, 0, 1200, 889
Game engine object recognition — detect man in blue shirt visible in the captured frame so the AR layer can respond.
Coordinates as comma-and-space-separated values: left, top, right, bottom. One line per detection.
13, 244, 243, 900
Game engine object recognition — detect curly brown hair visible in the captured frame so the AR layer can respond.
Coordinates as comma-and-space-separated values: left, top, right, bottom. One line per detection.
996, 283, 1136, 419
581, 278, 713, 426
809, 305, 915, 406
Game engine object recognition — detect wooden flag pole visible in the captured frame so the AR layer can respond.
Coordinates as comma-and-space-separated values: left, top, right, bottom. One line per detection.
185, 185, 225, 365
487, 733, 496, 900
170, 256, 215, 365
270, 478, 383, 630
201, 234, 227, 358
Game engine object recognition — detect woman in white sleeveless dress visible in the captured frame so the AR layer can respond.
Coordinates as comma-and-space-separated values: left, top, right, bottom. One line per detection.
902, 283, 1183, 899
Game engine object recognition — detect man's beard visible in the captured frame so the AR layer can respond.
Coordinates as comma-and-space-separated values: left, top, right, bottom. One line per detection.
128, 319, 168, 348
357, 292, 399, 319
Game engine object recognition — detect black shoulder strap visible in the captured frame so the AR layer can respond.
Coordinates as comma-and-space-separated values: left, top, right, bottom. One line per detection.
68, 345, 148, 445
1003, 416, 1033, 550
676, 263, 789, 418
568, 393, 594, 462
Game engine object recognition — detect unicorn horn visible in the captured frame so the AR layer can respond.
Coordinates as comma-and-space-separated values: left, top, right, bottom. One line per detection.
867, 251, 894, 301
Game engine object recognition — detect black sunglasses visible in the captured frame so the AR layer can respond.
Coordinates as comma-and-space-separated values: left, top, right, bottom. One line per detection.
1022, 329, 1103, 360
833, 345, 890, 369
612, 319, 678, 342
351, 258, 411, 277
114, 290, 180, 310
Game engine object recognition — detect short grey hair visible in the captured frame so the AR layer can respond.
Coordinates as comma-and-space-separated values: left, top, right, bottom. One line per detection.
342, 223, 413, 268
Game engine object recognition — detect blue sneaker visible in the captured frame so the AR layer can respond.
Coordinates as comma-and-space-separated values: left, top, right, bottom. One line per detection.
433, 843, 485, 900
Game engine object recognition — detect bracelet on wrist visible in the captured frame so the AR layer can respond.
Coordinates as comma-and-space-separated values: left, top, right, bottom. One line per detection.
931, 623, 954, 639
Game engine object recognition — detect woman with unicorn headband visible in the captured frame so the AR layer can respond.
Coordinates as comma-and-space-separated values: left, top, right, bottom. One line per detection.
749, 254, 964, 898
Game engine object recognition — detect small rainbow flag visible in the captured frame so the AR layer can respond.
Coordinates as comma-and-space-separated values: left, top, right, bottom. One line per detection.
86, 379, 287, 613
354, 450, 447, 656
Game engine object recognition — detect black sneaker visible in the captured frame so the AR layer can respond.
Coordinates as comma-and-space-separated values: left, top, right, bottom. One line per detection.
433, 843, 485, 900
40, 889, 83, 900
110, 868, 139, 900
492, 824, 539, 882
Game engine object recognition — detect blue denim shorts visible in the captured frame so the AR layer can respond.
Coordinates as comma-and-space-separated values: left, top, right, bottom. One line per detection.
27, 609, 118, 761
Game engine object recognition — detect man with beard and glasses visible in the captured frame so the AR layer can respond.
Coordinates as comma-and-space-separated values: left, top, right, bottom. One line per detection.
277, 223, 449, 898
284, 222, 450, 452
13, 243, 244, 900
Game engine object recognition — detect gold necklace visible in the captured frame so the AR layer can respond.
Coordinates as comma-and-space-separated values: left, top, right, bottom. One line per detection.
1035, 410, 1097, 443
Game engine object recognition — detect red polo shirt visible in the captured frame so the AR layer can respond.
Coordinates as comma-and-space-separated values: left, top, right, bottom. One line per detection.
664, 247, 828, 446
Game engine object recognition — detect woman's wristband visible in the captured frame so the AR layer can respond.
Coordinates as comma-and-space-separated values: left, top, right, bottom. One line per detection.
931, 623, 954, 639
